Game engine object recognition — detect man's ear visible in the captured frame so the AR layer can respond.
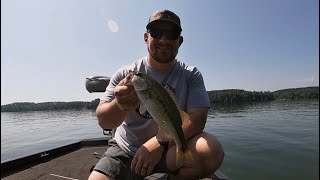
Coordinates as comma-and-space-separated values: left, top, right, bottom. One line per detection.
144, 33, 148, 44
179, 36, 183, 46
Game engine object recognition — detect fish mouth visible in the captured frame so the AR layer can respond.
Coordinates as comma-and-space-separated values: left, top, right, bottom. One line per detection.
128, 70, 141, 75
125, 70, 141, 86
127, 71, 152, 91
124, 70, 135, 86
129, 70, 144, 78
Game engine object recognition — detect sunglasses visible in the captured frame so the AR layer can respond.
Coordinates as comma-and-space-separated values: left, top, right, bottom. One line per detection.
147, 29, 181, 40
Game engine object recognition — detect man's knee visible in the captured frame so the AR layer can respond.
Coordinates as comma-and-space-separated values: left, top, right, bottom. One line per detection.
167, 132, 225, 177
210, 141, 224, 172
88, 171, 112, 180
194, 132, 224, 172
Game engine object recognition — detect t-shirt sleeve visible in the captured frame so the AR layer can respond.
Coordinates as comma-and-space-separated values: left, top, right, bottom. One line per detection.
186, 67, 211, 109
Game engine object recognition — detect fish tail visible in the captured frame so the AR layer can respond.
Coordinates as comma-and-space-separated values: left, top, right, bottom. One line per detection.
176, 148, 194, 168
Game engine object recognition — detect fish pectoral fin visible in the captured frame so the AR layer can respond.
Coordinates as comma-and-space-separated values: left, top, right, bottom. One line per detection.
156, 127, 172, 142
179, 110, 190, 128
139, 103, 147, 114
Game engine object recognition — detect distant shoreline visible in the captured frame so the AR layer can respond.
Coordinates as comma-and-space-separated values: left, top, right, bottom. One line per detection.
1, 86, 318, 112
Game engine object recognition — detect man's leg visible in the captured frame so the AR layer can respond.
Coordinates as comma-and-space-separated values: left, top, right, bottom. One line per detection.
88, 139, 144, 180
166, 132, 224, 180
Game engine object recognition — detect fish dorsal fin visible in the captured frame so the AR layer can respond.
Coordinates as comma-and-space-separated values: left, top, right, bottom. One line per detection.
139, 103, 147, 115
164, 85, 179, 106
164, 85, 190, 128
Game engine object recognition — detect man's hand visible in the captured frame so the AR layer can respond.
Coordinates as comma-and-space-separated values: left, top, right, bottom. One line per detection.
131, 137, 164, 176
114, 77, 140, 112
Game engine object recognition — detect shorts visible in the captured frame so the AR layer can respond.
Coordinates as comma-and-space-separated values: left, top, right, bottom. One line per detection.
93, 139, 174, 180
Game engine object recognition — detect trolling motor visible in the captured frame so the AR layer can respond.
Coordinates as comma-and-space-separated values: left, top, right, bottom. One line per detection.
85, 75, 114, 136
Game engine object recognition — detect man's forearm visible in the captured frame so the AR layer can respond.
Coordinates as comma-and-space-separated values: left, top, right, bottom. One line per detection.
183, 107, 208, 140
96, 100, 127, 129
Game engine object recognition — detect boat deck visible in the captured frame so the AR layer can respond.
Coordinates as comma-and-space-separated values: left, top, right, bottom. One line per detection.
2, 146, 105, 180
1, 138, 227, 180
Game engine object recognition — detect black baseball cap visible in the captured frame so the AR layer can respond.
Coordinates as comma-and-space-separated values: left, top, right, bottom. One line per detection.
146, 9, 182, 32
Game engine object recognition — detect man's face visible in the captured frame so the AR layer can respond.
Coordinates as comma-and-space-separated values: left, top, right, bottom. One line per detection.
145, 22, 182, 64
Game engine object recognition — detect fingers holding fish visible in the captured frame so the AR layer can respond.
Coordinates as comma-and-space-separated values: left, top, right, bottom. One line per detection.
114, 78, 133, 96
115, 88, 138, 104
114, 79, 140, 111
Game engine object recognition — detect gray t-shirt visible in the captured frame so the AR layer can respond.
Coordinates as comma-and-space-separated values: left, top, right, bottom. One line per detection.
101, 57, 210, 156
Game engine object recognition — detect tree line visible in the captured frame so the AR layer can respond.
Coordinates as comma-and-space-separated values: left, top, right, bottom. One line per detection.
1, 99, 100, 112
208, 86, 318, 103
1, 86, 318, 112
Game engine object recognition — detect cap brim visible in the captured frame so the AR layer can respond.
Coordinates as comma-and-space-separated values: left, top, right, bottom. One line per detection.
146, 20, 182, 31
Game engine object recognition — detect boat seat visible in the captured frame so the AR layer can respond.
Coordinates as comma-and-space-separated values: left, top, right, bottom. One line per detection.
85, 76, 110, 93
85, 76, 115, 137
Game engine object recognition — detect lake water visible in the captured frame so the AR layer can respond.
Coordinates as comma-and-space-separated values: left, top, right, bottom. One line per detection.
1, 100, 319, 180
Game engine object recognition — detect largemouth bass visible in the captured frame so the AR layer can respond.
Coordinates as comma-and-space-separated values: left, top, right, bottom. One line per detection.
125, 70, 193, 167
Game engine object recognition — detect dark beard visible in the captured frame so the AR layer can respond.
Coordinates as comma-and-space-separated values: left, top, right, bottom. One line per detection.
150, 55, 174, 64
148, 47, 177, 64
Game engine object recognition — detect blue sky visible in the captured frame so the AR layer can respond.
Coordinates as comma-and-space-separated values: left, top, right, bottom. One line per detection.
1, 0, 319, 105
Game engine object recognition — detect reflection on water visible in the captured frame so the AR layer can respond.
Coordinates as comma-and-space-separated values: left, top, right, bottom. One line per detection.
205, 99, 319, 180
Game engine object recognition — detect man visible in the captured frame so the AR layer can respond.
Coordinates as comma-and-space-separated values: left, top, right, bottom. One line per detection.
88, 9, 224, 180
